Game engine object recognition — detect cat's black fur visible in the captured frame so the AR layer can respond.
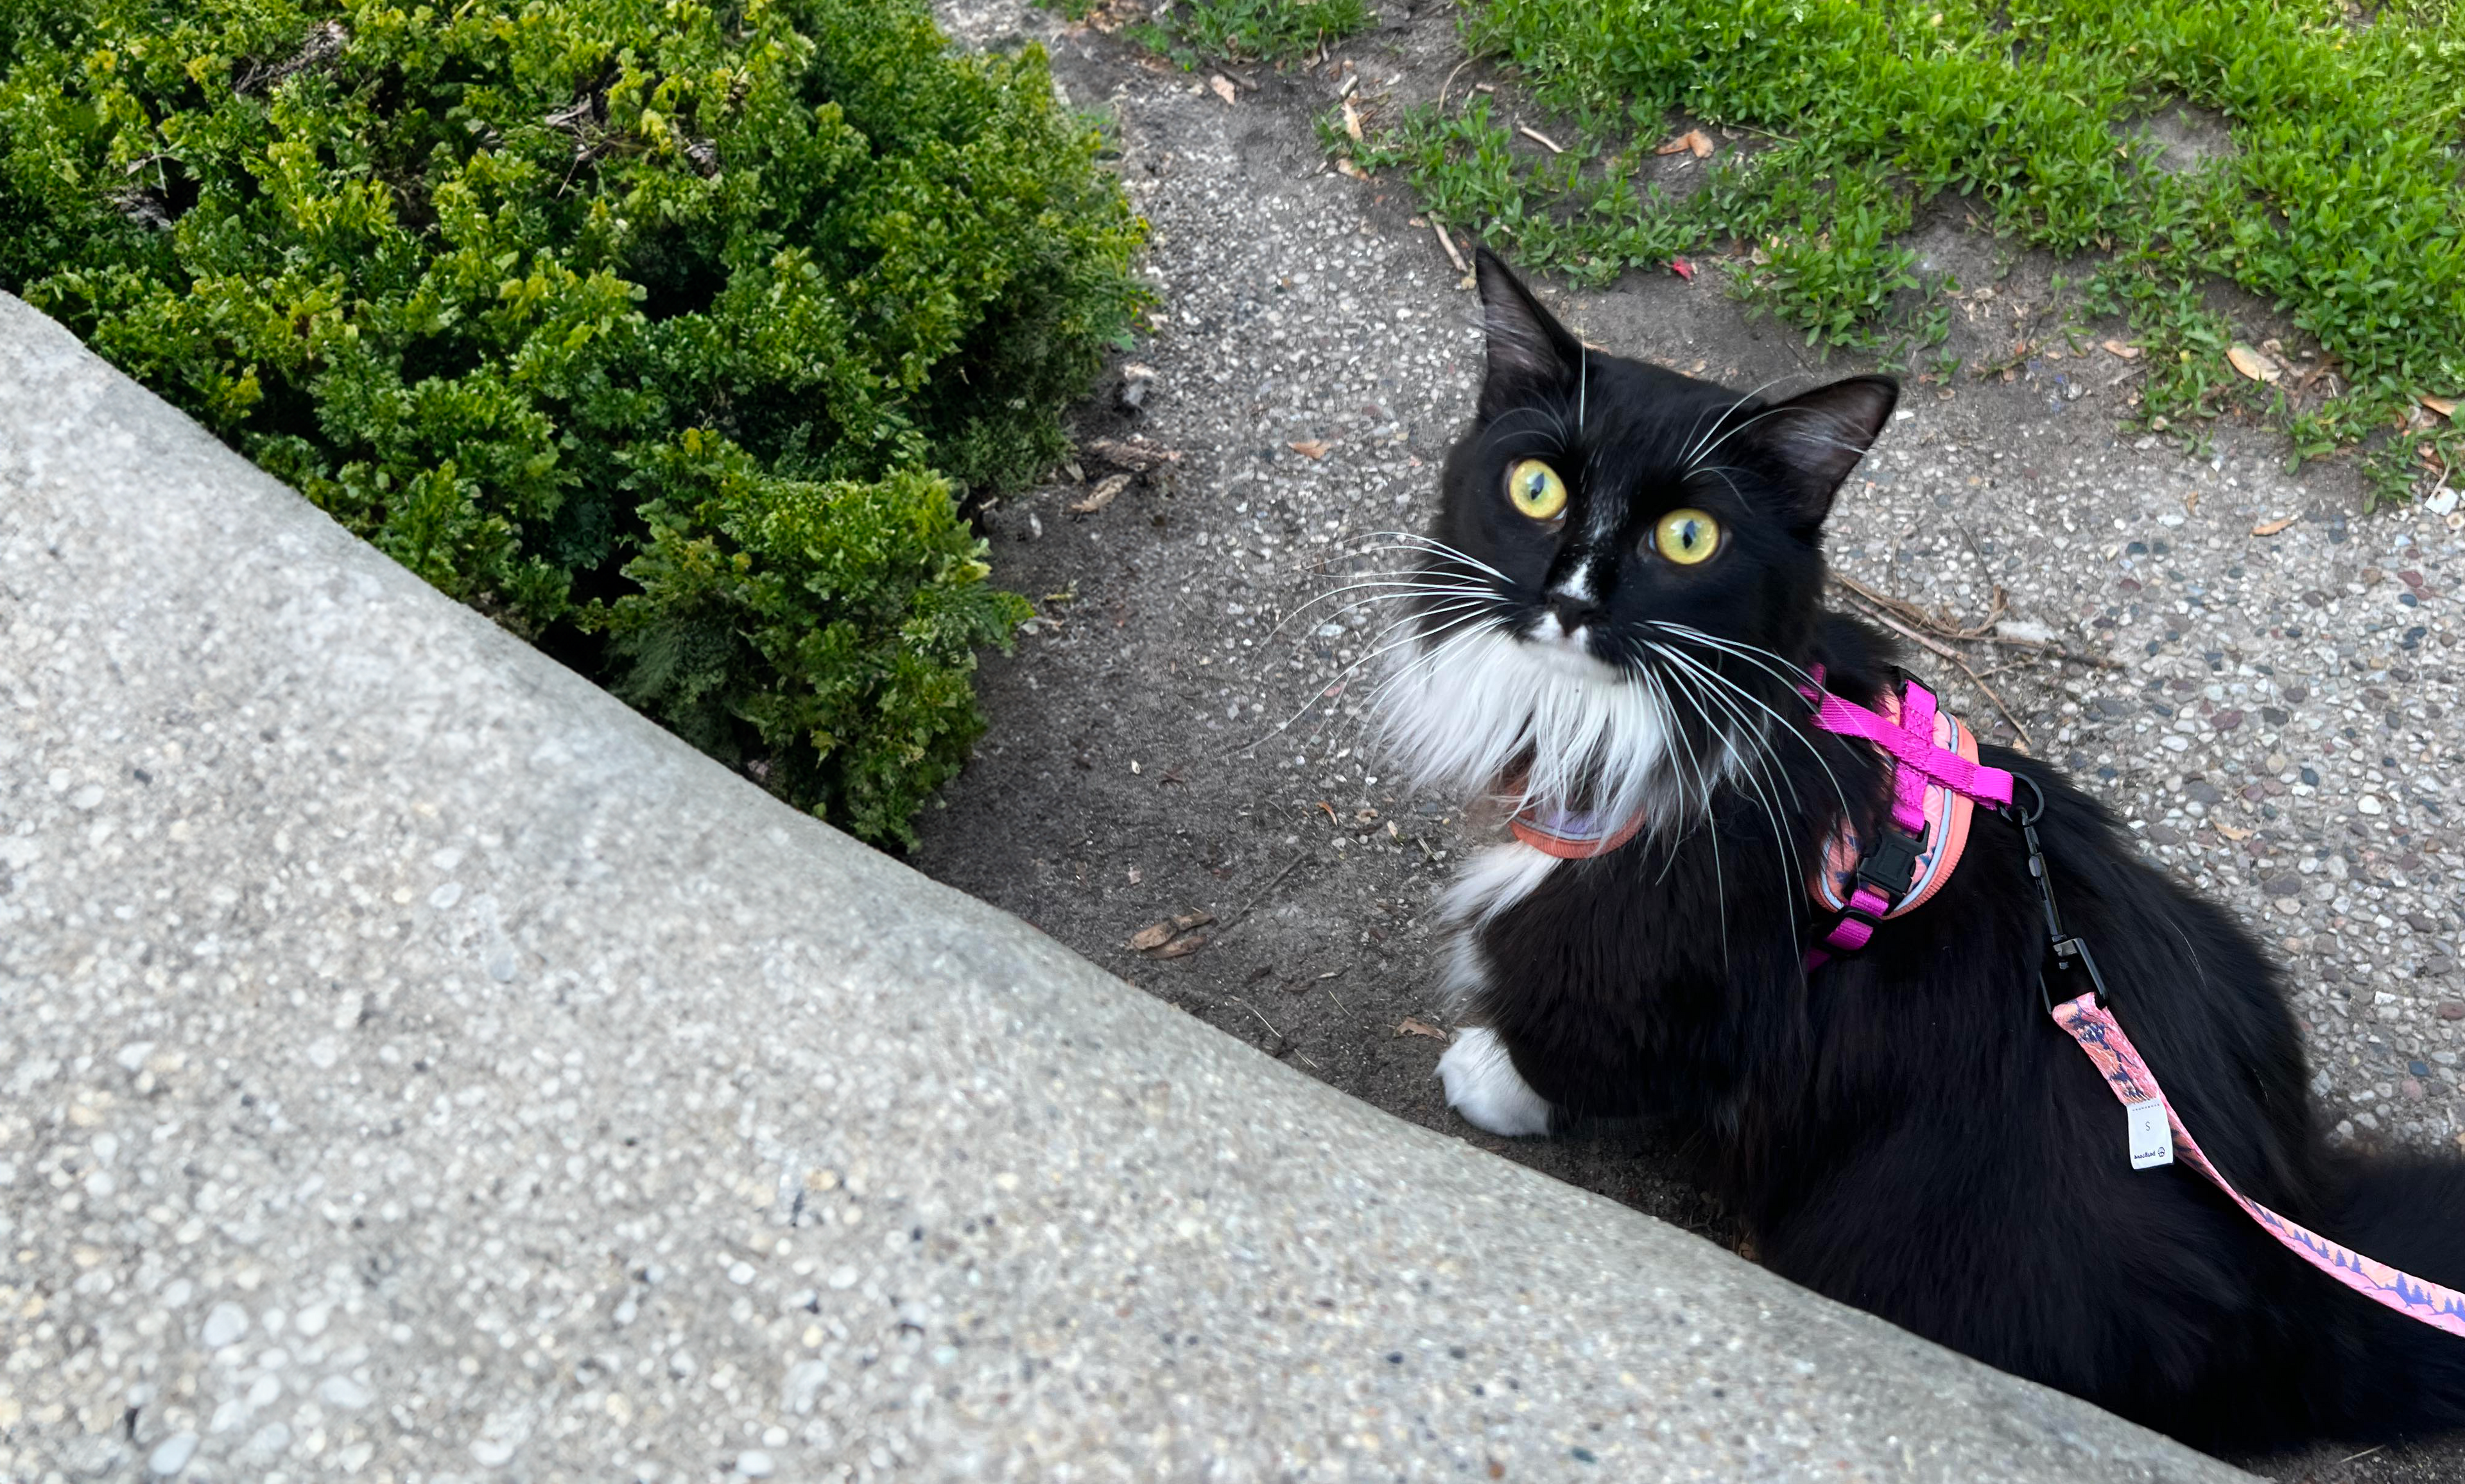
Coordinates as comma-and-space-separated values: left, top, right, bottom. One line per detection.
1402, 250, 2465, 1452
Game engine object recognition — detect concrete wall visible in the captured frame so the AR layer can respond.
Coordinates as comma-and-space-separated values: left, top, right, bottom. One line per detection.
0, 294, 2250, 1481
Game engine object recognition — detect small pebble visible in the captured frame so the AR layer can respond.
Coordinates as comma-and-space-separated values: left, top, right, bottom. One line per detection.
200, 1302, 248, 1349
147, 1432, 198, 1476
736, 1449, 777, 1478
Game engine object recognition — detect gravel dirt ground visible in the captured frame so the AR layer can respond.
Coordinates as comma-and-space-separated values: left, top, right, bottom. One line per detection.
913, 5, 2465, 1478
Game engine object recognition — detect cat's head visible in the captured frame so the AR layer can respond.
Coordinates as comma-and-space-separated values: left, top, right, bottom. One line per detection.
1378, 249, 1895, 830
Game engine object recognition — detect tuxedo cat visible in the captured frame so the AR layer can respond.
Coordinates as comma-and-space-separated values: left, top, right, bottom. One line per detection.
1378, 247, 2465, 1452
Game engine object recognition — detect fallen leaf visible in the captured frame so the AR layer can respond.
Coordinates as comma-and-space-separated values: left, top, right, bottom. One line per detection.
1333, 157, 1370, 181
1208, 74, 1236, 105
1127, 909, 1215, 953
1395, 1017, 1448, 1040
1342, 98, 1362, 142
1068, 472, 1132, 515
2100, 339, 2143, 360
1668, 256, 1695, 280
1150, 932, 1210, 959
1316, 799, 1338, 823
2426, 395, 2459, 419
2226, 344, 2281, 384
2251, 516, 2297, 537
1656, 128, 1715, 158
1288, 438, 1330, 460
1082, 436, 1182, 472
2215, 822, 2254, 841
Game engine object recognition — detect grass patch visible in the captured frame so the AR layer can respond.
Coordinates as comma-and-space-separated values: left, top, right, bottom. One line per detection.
1129, 0, 1371, 67
1339, 0, 2465, 501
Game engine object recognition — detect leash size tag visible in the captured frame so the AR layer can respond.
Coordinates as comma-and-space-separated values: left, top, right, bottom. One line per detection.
2126, 1099, 2174, 1170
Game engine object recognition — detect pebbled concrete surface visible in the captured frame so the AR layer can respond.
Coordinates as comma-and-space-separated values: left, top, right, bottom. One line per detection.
0, 297, 2254, 1480
912, 4, 2465, 1479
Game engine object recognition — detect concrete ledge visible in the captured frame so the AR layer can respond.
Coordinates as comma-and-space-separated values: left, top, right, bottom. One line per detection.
0, 293, 2249, 1482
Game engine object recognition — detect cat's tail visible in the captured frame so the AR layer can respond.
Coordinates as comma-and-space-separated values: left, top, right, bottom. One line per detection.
2300, 1153, 2465, 1439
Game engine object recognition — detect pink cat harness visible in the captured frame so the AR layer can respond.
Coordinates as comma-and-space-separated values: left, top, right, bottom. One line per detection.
1808, 672, 2465, 1343
1796, 668, 2012, 966
1505, 668, 2016, 951
1512, 662, 2465, 1340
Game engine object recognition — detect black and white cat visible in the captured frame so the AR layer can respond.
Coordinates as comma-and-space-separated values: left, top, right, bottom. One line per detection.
1378, 248, 2465, 1452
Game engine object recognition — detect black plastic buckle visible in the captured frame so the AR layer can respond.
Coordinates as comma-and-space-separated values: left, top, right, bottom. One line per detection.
1856, 823, 1926, 902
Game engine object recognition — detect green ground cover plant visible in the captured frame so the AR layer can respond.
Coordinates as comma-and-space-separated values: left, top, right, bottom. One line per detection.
0, 0, 1145, 845
1337, 0, 2465, 499
1123, 0, 1370, 67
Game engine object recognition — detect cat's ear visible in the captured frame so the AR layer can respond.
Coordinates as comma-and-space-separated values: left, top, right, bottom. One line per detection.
1745, 375, 1898, 528
1475, 247, 1582, 418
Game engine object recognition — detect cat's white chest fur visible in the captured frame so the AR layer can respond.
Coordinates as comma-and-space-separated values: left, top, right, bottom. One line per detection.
1431, 841, 1560, 1137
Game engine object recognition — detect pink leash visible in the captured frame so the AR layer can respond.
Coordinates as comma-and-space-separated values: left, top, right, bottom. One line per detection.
2051, 992, 2465, 1338
1804, 669, 2465, 1340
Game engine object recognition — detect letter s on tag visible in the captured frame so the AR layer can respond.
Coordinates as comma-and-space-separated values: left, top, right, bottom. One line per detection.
2127, 1099, 2174, 1170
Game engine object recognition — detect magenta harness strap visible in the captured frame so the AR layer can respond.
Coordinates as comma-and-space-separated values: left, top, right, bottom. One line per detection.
1808, 669, 2465, 1340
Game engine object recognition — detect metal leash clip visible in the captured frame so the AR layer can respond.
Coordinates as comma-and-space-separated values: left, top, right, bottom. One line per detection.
2005, 773, 2116, 1014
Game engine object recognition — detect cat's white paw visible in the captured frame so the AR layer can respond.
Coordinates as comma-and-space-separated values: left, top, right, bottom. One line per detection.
1437, 1026, 1553, 1137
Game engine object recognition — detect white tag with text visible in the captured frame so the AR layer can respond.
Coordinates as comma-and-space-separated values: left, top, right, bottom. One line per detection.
2127, 1099, 2174, 1170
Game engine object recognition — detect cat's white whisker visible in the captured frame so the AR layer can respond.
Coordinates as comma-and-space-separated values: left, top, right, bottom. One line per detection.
1363, 610, 1510, 720
1650, 624, 1857, 829
1265, 582, 1492, 646
1289, 603, 1497, 754
1577, 343, 1589, 435
1244, 603, 1500, 757
1347, 531, 1514, 583
1643, 662, 1733, 975
1673, 375, 1796, 474
1684, 404, 1803, 479
1652, 650, 1808, 949
1648, 643, 1792, 812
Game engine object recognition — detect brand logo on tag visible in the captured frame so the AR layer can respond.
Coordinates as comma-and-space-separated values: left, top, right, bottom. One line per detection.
2127, 1098, 2174, 1170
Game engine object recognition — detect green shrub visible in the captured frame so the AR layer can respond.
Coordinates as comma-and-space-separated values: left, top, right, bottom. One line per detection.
0, 0, 1141, 844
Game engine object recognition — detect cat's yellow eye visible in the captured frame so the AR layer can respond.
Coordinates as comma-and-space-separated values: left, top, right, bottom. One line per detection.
1654, 508, 1721, 565
1505, 459, 1568, 522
